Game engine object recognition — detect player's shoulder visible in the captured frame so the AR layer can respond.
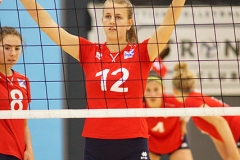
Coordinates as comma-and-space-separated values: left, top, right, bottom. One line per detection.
13, 71, 29, 80
162, 94, 182, 108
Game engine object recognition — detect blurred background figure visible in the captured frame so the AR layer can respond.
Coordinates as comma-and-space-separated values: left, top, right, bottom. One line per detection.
172, 62, 240, 160
144, 70, 193, 160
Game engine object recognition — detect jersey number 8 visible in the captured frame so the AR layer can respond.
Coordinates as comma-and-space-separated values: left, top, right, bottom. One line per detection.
10, 89, 24, 110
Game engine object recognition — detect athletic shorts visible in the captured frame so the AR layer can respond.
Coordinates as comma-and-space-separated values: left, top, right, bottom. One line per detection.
0, 154, 20, 160
84, 137, 150, 160
178, 134, 190, 150
237, 138, 240, 148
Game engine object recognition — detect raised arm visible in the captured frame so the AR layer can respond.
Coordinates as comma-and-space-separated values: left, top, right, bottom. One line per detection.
148, 0, 186, 61
20, 0, 80, 61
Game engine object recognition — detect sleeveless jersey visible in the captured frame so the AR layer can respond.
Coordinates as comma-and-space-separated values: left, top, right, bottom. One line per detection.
185, 91, 240, 142
146, 94, 183, 154
0, 71, 31, 160
79, 37, 153, 139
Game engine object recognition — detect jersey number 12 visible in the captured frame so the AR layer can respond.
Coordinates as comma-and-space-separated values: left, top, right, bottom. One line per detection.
95, 68, 129, 92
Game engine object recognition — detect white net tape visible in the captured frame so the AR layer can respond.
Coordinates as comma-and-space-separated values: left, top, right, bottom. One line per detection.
1, 107, 240, 119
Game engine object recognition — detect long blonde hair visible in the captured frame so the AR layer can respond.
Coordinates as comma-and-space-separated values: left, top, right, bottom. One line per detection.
172, 62, 196, 93
103, 0, 138, 43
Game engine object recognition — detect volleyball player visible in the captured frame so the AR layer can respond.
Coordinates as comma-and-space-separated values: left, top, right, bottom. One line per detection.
0, 26, 34, 160
144, 71, 193, 160
151, 44, 170, 78
16, 0, 186, 159
172, 62, 240, 160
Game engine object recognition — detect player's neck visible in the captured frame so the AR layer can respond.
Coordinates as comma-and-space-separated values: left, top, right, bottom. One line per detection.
176, 92, 189, 102
0, 67, 13, 76
106, 41, 128, 53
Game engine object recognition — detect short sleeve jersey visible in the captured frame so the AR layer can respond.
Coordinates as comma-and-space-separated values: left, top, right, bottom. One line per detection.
185, 91, 240, 142
146, 94, 183, 154
78, 37, 153, 139
0, 70, 31, 160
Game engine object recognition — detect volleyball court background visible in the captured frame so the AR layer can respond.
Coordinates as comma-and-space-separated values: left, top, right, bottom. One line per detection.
0, 0, 240, 160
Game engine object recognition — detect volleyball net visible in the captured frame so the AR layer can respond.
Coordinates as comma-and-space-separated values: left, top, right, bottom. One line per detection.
0, 0, 240, 119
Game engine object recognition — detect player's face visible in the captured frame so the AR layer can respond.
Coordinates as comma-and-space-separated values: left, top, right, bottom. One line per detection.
145, 81, 163, 108
0, 35, 22, 70
102, 2, 133, 43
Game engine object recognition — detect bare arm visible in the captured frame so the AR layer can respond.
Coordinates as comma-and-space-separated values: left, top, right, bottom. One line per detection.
199, 115, 240, 159
148, 0, 186, 61
24, 120, 34, 160
180, 116, 190, 136
20, 0, 80, 61
200, 116, 240, 159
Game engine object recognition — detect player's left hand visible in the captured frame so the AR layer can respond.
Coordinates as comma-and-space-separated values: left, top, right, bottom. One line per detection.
24, 149, 34, 160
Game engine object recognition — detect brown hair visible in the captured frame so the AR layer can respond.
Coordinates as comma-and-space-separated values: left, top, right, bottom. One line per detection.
0, 26, 23, 43
172, 62, 196, 93
104, 0, 138, 43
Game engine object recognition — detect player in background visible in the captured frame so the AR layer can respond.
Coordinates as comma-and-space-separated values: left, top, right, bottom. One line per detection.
151, 43, 170, 78
0, 26, 34, 160
144, 70, 193, 160
15, 0, 186, 159
172, 62, 240, 160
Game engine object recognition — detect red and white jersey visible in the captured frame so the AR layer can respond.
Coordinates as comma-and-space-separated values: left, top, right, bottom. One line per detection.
0, 70, 31, 160
185, 91, 240, 142
146, 94, 183, 154
78, 37, 153, 139
151, 57, 168, 78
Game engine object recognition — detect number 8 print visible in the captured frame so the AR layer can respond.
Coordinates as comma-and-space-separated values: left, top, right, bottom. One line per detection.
10, 89, 23, 110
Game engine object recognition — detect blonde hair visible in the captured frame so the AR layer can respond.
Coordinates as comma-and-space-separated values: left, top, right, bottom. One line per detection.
103, 0, 138, 43
172, 62, 196, 93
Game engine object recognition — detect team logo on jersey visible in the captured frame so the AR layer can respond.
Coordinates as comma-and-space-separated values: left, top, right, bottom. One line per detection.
124, 49, 134, 59
95, 52, 102, 60
18, 79, 26, 89
140, 151, 148, 160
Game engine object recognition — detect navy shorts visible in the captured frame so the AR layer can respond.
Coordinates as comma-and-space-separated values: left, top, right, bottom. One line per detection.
84, 137, 150, 160
178, 134, 190, 150
0, 154, 19, 160
237, 138, 240, 148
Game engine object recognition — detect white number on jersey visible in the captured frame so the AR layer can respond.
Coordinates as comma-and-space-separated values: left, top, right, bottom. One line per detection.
95, 68, 129, 92
10, 89, 24, 110
152, 121, 165, 133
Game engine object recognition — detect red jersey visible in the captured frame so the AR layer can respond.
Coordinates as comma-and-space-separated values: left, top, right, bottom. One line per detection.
146, 94, 183, 154
151, 57, 167, 78
0, 70, 31, 160
79, 37, 153, 139
185, 91, 240, 142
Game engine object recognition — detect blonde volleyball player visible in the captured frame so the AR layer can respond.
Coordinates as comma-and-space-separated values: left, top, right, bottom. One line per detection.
172, 62, 240, 160
0, 26, 34, 160
15, 0, 186, 159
